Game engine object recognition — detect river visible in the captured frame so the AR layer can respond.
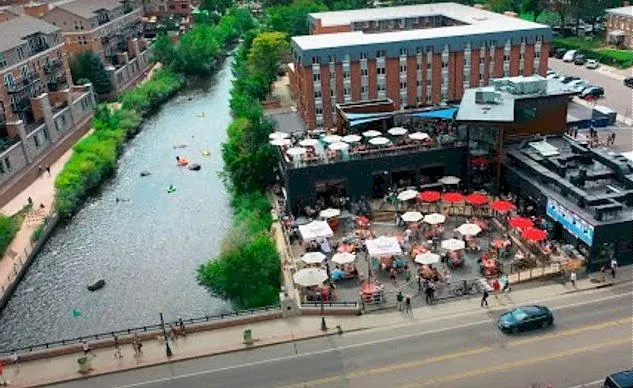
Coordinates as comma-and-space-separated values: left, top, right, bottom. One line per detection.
0, 57, 235, 350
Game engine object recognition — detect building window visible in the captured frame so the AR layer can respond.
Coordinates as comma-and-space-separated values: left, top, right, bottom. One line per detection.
535, 51, 540, 59
416, 80, 421, 87
330, 89, 335, 97
33, 135, 40, 148
377, 66, 385, 75
343, 54, 350, 62
442, 61, 448, 69
479, 73, 483, 80
416, 63, 421, 70
4, 73, 14, 88
399, 48, 407, 56
328, 55, 336, 63
0, 53, 6, 69
519, 53, 524, 60
316, 107, 323, 115
4, 157, 10, 171
504, 54, 510, 61
400, 81, 406, 89
376, 50, 385, 58
426, 62, 431, 70
479, 57, 485, 64
343, 70, 350, 78
344, 87, 350, 95
313, 73, 320, 82
426, 79, 431, 86
16, 46, 25, 60
377, 83, 386, 91
312, 56, 319, 64
361, 68, 368, 76
441, 91, 448, 101
426, 95, 432, 103
400, 64, 406, 73
361, 85, 367, 94
360, 52, 367, 59
314, 90, 322, 98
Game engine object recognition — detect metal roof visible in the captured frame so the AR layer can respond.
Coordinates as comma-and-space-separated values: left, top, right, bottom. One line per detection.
606, 6, 633, 18
456, 87, 514, 122
54, 0, 124, 19
0, 15, 58, 53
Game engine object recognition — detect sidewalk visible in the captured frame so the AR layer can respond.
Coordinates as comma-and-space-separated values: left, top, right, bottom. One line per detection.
3, 266, 630, 388
572, 96, 633, 126
595, 62, 632, 82
0, 130, 91, 302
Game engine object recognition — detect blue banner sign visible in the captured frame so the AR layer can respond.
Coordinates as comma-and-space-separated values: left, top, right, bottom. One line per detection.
546, 198, 594, 246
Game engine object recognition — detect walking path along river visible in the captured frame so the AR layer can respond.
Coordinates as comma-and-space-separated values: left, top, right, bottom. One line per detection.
0, 56, 235, 351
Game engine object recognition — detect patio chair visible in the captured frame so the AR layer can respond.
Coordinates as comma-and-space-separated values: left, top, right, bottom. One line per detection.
464, 205, 473, 217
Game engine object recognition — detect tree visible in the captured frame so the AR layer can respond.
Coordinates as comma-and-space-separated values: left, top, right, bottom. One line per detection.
175, 24, 221, 75
520, 0, 548, 21
248, 31, 289, 87
70, 51, 113, 95
150, 34, 178, 67
200, 0, 234, 15
267, 0, 328, 37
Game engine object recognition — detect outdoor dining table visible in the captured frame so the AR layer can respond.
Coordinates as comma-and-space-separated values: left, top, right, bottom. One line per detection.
337, 243, 356, 253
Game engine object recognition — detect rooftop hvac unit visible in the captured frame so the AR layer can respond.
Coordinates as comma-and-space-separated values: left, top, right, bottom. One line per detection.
507, 77, 547, 95
475, 90, 501, 104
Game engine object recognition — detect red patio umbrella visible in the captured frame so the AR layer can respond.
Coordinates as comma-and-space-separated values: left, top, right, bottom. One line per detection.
419, 191, 441, 202
491, 200, 516, 213
470, 157, 489, 167
521, 227, 548, 242
466, 193, 489, 206
442, 192, 464, 203
509, 216, 534, 229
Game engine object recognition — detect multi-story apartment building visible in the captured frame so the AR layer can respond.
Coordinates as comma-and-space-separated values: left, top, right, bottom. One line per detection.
289, 3, 552, 130
142, 0, 195, 16
0, 15, 96, 205
606, 6, 633, 48
41, 0, 151, 95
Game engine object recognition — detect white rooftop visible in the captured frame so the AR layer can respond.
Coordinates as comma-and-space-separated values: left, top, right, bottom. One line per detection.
606, 6, 633, 17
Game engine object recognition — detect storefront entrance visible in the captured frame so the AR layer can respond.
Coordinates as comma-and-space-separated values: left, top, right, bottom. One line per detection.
315, 178, 348, 207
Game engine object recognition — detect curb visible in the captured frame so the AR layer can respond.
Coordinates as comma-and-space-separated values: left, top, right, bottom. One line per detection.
27, 326, 369, 388
561, 279, 630, 295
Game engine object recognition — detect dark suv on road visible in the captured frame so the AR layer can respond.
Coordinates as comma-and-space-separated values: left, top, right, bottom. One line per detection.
624, 77, 633, 88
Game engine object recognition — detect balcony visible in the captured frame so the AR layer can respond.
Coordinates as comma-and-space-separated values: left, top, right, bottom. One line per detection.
44, 59, 64, 75
7, 74, 42, 94
29, 41, 50, 55
48, 75, 69, 92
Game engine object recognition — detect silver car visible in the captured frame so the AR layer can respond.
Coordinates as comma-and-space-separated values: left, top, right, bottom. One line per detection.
585, 59, 600, 69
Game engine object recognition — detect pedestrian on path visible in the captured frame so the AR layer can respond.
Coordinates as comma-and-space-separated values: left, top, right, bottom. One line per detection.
570, 271, 577, 287
37, 165, 43, 175
610, 258, 618, 279
500, 274, 511, 293
481, 289, 489, 308
396, 291, 404, 311
45, 165, 50, 177
178, 318, 186, 337
405, 295, 412, 313
0, 361, 7, 386
492, 279, 500, 294
132, 334, 143, 357
113, 336, 123, 359
82, 341, 94, 357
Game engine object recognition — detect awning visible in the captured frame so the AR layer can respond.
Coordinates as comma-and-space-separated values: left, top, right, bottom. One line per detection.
298, 220, 333, 241
609, 30, 625, 37
349, 116, 390, 127
365, 236, 402, 257
406, 107, 458, 120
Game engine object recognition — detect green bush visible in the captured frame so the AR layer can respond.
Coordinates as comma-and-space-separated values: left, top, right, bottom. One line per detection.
0, 214, 19, 257
31, 223, 46, 243
553, 37, 633, 69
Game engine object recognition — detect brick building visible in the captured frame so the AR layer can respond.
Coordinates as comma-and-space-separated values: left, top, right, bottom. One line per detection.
606, 5, 633, 48
142, 0, 195, 16
0, 15, 95, 204
41, 0, 151, 95
289, 3, 552, 130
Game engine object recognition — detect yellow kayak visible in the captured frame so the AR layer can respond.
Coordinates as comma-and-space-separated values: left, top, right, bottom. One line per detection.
201, 149, 210, 156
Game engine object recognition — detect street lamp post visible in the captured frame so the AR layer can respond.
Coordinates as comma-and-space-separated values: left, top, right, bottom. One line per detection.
159, 312, 173, 358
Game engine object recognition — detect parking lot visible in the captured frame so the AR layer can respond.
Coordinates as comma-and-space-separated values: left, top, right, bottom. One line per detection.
548, 57, 633, 122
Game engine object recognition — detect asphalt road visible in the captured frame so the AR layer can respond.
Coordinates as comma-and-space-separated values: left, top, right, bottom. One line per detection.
547, 58, 633, 121
50, 284, 633, 388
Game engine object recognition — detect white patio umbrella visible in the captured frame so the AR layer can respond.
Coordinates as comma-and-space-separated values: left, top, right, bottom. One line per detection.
298, 220, 333, 240
423, 213, 446, 225
415, 252, 440, 265
441, 238, 466, 251
300, 251, 327, 264
293, 268, 328, 287
365, 236, 402, 257
439, 175, 461, 185
388, 127, 408, 136
342, 134, 362, 143
328, 141, 349, 151
369, 136, 391, 146
299, 138, 319, 147
323, 134, 343, 143
269, 138, 291, 146
269, 131, 289, 140
397, 189, 419, 201
401, 211, 423, 223
319, 208, 341, 219
456, 223, 482, 236
409, 132, 430, 141
362, 130, 382, 138
286, 147, 307, 157
332, 252, 356, 265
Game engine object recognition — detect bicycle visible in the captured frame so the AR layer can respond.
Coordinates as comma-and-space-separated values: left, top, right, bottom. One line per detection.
450, 280, 481, 296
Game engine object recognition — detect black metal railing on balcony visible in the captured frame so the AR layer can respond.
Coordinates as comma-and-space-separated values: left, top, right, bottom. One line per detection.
11, 96, 31, 113
44, 59, 64, 75
7, 74, 41, 94
29, 41, 49, 55
47, 77, 68, 92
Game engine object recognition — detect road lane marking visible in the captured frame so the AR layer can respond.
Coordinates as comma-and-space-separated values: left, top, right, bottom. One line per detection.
508, 318, 631, 347
566, 379, 604, 388
109, 291, 632, 388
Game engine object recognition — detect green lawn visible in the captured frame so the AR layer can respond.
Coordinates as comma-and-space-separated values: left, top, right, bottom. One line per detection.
553, 37, 633, 69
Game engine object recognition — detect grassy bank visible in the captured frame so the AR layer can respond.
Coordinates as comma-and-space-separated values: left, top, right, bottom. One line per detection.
553, 37, 633, 69
0, 214, 19, 257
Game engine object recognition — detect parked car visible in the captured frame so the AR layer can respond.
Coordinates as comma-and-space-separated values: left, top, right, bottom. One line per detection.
574, 54, 587, 65
560, 76, 581, 84
585, 59, 600, 69
562, 50, 578, 62
554, 48, 567, 59
624, 77, 633, 88
604, 370, 633, 388
497, 306, 553, 334
546, 69, 557, 76
568, 80, 590, 91
581, 86, 605, 98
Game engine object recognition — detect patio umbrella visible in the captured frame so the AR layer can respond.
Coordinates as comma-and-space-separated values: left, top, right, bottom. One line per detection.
388, 127, 408, 136
419, 190, 441, 202
342, 134, 362, 143
323, 134, 343, 143
369, 136, 391, 146
439, 176, 461, 185
415, 252, 440, 265
362, 130, 382, 138
456, 223, 482, 236
293, 268, 328, 287
442, 192, 464, 203
409, 132, 430, 141
328, 141, 349, 151
466, 193, 489, 206
441, 238, 466, 251
521, 227, 548, 242
298, 220, 333, 240
269, 138, 291, 146
401, 211, 423, 223
423, 213, 446, 225
299, 138, 319, 147
319, 208, 341, 219
286, 147, 307, 157
509, 216, 534, 229
397, 189, 418, 201
365, 236, 402, 257
332, 252, 356, 265
269, 131, 289, 140
300, 251, 326, 264
491, 200, 516, 213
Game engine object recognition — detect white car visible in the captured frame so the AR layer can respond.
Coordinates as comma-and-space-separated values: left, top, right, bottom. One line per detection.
568, 80, 590, 91
562, 50, 578, 62
585, 59, 600, 69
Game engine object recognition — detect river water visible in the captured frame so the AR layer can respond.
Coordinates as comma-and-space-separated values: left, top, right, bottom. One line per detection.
0, 57, 235, 350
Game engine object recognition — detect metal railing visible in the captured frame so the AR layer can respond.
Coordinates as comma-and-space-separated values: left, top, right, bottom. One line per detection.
0, 305, 281, 356
300, 301, 358, 308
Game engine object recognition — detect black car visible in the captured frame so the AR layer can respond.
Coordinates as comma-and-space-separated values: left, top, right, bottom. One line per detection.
560, 76, 581, 84
624, 77, 633, 88
581, 86, 605, 98
574, 55, 586, 65
497, 305, 553, 334
554, 48, 567, 59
